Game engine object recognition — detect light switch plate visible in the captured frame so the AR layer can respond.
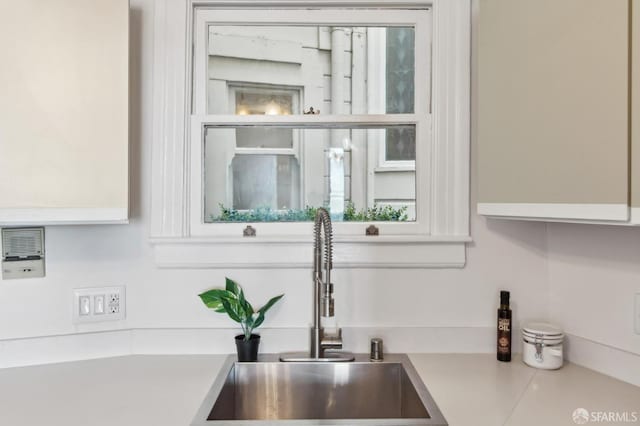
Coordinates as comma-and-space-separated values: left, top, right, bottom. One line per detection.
73, 286, 125, 324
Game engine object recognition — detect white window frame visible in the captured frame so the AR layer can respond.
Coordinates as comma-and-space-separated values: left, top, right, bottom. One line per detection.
150, 0, 471, 269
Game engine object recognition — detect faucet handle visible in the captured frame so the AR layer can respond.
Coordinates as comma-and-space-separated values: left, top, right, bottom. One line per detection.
321, 328, 343, 350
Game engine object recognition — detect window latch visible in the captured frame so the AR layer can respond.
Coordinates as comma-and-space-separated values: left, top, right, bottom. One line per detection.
365, 225, 379, 236
243, 225, 256, 237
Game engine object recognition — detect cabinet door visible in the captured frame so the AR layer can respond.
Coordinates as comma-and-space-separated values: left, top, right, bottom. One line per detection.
0, 0, 128, 225
632, 0, 640, 223
478, 0, 629, 222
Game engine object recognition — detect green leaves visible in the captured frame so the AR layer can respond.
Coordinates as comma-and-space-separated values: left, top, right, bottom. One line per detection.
210, 203, 409, 223
259, 294, 284, 316
198, 289, 233, 313
251, 294, 284, 331
225, 277, 240, 295
198, 277, 284, 341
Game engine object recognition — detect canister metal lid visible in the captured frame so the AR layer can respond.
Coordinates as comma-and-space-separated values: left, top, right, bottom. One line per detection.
522, 322, 564, 345
522, 321, 564, 338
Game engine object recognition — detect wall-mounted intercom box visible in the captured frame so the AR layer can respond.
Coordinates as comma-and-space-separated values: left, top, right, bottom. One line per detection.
1, 227, 45, 279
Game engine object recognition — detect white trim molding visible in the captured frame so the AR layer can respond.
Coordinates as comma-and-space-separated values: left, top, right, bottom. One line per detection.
151, 237, 467, 269
431, 0, 471, 237
564, 333, 640, 388
150, 0, 471, 268
0, 208, 128, 226
150, 0, 190, 238
477, 203, 629, 223
630, 207, 640, 225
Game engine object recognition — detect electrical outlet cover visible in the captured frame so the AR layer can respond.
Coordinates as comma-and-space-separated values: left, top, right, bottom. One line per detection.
73, 286, 125, 324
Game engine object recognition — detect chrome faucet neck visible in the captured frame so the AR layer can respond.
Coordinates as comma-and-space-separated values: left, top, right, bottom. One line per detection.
313, 208, 334, 319
280, 208, 354, 362
313, 207, 333, 288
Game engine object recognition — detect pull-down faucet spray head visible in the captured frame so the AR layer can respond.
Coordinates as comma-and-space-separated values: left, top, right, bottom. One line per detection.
314, 208, 334, 317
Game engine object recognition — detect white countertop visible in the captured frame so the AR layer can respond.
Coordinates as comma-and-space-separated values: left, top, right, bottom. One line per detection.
0, 354, 637, 426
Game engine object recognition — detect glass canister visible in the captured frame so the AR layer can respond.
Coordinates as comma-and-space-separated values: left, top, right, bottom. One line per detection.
522, 322, 564, 370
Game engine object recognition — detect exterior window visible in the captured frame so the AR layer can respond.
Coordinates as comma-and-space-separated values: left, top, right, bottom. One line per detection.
150, 1, 470, 268
191, 10, 429, 233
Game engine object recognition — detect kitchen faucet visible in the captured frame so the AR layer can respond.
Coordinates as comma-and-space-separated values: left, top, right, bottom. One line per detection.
280, 208, 354, 362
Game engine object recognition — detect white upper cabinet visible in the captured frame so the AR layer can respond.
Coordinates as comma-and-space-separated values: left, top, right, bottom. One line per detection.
478, 0, 634, 224
0, 0, 129, 225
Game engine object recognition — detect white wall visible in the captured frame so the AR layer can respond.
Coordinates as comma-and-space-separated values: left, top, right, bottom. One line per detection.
547, 223, 640, 357
0, 0, 550, 350
543, 223, 640, 385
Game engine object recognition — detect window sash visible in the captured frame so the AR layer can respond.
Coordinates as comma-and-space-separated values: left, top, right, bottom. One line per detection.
190, 115, 430, 237
192, 8, 431, 117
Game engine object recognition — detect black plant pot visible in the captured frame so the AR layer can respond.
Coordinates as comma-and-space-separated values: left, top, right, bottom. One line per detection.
235, 334, 260, 362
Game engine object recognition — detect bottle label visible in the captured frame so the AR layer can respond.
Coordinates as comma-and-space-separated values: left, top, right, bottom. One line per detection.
498, 318, 510, 332
498, 318, 511, 354
498, 336, 510, 353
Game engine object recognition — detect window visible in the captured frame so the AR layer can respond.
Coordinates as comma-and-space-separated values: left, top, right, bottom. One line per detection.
190, 9, 429, 237
206, 85, 303, 220
151, 0, 470, 268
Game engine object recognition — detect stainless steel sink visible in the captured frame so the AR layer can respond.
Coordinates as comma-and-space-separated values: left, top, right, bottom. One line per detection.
191, 354, 447, 425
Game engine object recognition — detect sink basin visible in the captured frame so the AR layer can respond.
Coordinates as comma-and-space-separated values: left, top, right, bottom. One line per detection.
191, 354, 447, 425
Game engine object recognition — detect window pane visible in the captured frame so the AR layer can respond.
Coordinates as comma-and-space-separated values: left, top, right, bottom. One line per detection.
386, 127, 416, 161
203, 125, 416, 223
231, 154, 300, 211
236, 127, 293, 149
206, 26, 416, 115
386, 28, 415, 114
234, 88, 294, 116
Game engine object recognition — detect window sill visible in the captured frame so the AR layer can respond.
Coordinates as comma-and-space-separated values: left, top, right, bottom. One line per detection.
150, 235, 470, 269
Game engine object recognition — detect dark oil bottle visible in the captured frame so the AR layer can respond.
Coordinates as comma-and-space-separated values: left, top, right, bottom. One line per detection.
497, 290, 512, 362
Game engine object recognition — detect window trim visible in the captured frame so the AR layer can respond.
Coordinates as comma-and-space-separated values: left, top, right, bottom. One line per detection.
150, 0, 471, 268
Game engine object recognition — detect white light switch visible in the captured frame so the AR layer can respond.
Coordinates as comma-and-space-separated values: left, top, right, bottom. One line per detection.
79, 296, 90, 316
94, 295, 105, 314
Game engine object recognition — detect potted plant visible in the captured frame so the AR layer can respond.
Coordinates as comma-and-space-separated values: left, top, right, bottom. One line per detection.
198, 277, 284, 362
